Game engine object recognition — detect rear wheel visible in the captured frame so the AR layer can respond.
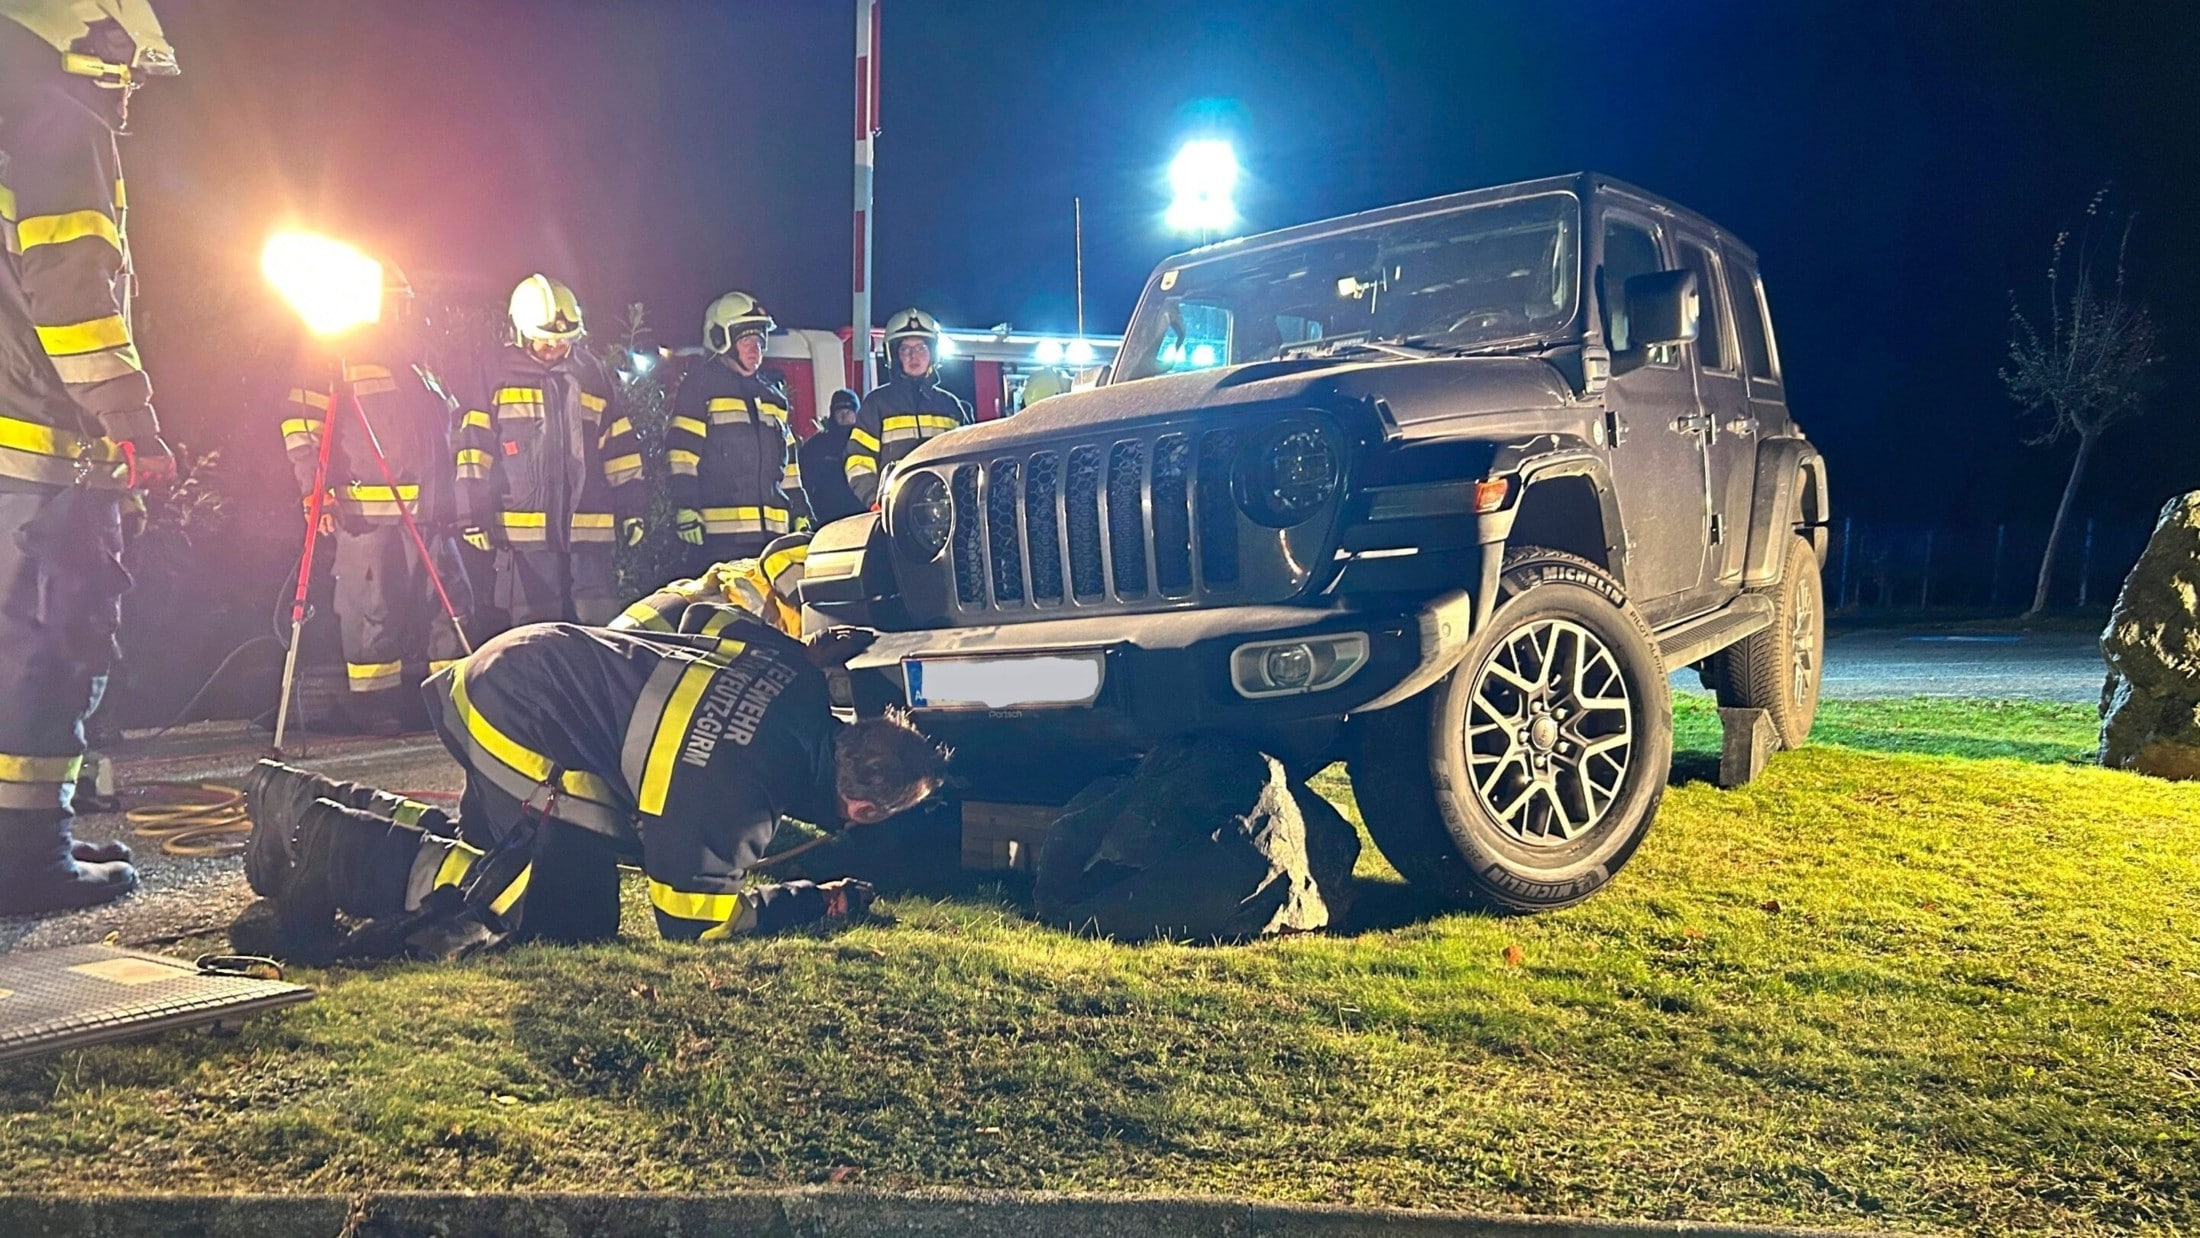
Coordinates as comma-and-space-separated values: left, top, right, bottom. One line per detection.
1349, 548, 1673, 912
1705, 534, 1824, 748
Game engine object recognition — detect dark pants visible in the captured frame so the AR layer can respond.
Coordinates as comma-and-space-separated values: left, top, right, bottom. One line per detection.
495, 545, 615, 627
315, 776, 825, 945
334, 524, 471, 695
0, 487, 124, 854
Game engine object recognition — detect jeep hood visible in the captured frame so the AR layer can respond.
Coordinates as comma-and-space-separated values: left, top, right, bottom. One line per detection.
903, 355, 1581, 467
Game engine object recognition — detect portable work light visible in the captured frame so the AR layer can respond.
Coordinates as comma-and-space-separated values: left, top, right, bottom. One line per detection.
261, 231, 385, 337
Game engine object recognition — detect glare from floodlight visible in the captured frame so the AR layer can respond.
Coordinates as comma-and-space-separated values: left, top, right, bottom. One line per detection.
1191, 343, 1219, 368
262, 231, 385, 338
1065, 338, 1097, 366
1166, 139, 1239, 236
1034, 339, 1066, 365
630, 350, 657, 374
935, 334, 958, 358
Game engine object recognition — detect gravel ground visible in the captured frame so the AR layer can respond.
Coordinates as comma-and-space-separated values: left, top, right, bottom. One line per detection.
0, 724, 462, 956
6, 626, 2109, 954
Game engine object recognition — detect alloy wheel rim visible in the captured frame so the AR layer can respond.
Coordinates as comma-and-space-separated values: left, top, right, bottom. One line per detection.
1463, 618, 1635, 846
1790, 584, 1818, 708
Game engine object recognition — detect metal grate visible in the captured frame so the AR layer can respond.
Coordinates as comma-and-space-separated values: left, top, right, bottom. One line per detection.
950, 464, 984, 606
1066, 445, 1104, 600
1152, 434, 1193, 597
986, 457, 1024, 604
1024, 452, 1063, 603
934, 429, 1244, 611
1198, 429, 1240, 588
1107, 440, 1147, 598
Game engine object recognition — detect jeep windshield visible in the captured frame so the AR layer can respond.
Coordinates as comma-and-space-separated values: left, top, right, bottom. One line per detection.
1118, 192, 1579, 382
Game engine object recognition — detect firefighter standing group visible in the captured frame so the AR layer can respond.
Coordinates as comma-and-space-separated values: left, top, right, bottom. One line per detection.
0, 0, 971, 928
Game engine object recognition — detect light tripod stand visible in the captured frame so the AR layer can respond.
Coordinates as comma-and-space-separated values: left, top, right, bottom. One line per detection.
271, 367, 473, 754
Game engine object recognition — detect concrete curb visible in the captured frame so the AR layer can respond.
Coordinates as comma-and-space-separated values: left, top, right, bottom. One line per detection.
0, 1189, 1889, 1237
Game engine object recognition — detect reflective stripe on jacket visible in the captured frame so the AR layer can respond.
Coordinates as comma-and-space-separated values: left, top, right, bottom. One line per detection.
277, 351, 455, 528
451, 344, 624, 542
670, 360, 809, 534
848, 375, 969, 505
0, 32, 155, 490
422, 608, 838, 940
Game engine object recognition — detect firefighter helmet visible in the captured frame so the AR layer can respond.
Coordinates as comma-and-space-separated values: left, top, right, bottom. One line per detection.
0, 0, 179, 85
508, 274, 585, 344
884, 307, 941, 351
702, 291, 775, 355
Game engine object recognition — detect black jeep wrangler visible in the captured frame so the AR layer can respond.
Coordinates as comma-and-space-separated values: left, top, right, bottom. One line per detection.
806, 172, 1829, 912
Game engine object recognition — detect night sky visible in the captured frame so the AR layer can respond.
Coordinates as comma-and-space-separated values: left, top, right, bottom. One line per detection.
128, 0, 2198, 526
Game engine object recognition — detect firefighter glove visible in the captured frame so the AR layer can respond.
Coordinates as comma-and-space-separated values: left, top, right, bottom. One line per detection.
462, 527, 494, 552
623, 517, 647, 547
302, 493, 335, 536
674, 508, 705, 545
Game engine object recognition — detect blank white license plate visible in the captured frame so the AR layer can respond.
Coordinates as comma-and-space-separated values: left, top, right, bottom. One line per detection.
904, 652, 1105, 710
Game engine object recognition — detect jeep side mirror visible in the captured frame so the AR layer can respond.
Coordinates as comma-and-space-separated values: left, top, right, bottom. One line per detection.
1623, 269, 1700, 349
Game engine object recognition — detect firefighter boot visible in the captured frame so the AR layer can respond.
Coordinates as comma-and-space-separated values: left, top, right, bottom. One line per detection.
244, 762, 358, 896
0, 810, 140, 916
279, 798, 443, 962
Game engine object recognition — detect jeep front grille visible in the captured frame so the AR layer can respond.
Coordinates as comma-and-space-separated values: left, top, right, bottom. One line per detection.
937, 430, 1243, 613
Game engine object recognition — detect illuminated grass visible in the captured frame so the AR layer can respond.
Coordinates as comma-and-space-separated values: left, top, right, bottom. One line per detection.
1, 696, 2193, 1236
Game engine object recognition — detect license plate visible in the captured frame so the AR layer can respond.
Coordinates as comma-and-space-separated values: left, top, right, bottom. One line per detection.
904, 651, 1105, 710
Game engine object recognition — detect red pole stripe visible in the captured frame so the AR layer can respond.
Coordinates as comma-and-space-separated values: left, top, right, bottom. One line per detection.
869, 1, 883, 131
855, 55, 870, 141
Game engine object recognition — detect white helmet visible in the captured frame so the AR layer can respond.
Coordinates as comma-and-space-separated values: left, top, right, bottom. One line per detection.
508, 274, 585, 345
884, 307, 942, 352
0, 0, 179, 85
702, 290, 775, 356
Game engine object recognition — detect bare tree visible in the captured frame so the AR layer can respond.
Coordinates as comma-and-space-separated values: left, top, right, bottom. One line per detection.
2003, 189, 2164, 616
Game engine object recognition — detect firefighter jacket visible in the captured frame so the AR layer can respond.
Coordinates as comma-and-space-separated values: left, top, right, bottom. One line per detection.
0, 25, 156, 491
423, 605, 839, 940
846, 374, 970, 506
276, 348, 455, 530
668, 359, 809, 539
451, 344, 627, 549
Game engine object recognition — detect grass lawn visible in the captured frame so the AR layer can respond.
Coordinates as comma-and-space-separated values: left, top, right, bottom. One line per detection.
4, 696, 2196, 1236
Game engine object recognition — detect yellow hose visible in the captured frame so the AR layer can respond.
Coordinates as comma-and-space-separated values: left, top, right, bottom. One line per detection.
123, 781, 252, 857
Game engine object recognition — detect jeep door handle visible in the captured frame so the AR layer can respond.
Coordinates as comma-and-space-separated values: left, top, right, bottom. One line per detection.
1670, 412, 1713, 435
1725, 417, 1759, 436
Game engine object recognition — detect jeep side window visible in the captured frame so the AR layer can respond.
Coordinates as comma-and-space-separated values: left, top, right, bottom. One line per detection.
1729, 263, 1776, 383
1679, 241, 1731, 372
1599, 216, 1662, 354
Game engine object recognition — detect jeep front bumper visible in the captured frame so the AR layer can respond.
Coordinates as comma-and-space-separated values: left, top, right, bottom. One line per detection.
844, 591, 1474, 802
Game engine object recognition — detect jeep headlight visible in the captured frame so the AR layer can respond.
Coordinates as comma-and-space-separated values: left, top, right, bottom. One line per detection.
897, 471, 953, 561
1239, 420, 1341, 527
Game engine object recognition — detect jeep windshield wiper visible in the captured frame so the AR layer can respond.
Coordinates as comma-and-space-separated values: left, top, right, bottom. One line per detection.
1278, 337, 1442, 362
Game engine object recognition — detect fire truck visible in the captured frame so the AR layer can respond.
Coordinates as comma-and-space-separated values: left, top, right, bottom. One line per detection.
745, 326, 1122, 439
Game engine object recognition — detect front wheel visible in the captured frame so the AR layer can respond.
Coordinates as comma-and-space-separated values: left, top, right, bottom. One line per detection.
1705, 534, 1824, 749
1350, 549, 1674, 913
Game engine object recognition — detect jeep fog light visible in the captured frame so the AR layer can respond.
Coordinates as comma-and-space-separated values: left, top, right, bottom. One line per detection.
1231, 633, 1369, 699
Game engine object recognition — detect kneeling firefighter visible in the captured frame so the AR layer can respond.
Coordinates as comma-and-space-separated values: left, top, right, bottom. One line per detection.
0, 0, 179, 914
658, 291, 808, 573
609, 530, 811, 641
274, 263, 470, 733
245, 606, 948, 957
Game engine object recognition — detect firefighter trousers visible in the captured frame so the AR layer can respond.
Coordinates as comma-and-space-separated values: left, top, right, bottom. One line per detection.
0, 487, 125, 854
334, 524, 472, 695
495, 545, 616, 627
304, 778, 832, 946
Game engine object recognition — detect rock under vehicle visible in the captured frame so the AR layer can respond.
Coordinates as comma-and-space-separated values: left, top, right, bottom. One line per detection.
805, 172, 1830, 911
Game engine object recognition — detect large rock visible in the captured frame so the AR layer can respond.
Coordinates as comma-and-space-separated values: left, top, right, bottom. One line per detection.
2101, 491, 2200, 778
1033, 737, 1359, 942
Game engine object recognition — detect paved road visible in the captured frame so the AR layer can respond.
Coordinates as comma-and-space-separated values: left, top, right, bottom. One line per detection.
1672, 625, 2104, 704
0, 725, 461, 956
